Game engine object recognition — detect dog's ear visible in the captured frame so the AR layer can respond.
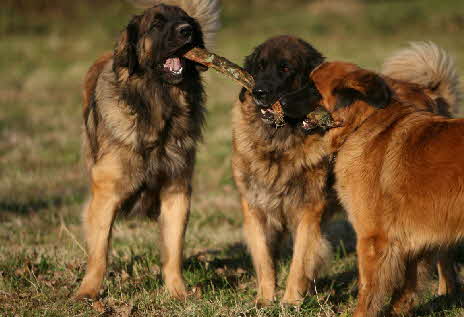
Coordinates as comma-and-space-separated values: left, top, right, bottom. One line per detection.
113, 15, 141, 76
239, 49, 259, 102
297, 39, 325, 72
333, 70, 391, 109
243, 49, 259, 74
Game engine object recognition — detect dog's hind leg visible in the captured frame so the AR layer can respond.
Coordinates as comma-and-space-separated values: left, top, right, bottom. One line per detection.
158, 180, 191, 299
437, 250, 458, 296
354, 236, 405, 317
390, 257, 419, 315
75, 155, 127, 300
241, 199, 278, 306
282, 201, 330, 305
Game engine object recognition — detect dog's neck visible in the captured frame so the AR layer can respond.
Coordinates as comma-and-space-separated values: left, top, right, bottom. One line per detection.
323, 102, 379, 154
117, 68, 201, 117
324, 101, 418, 155
111, 64, 204, 152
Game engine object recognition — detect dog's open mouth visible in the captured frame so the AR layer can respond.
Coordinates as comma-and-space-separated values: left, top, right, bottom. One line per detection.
162, 56, 185, 79
259, 107, 277, 124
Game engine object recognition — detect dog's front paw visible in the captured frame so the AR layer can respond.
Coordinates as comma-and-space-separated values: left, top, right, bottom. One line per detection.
255, 297, 274, 308
165, 276, 188, 299
281, 289, 305, 306
73, 286, 100, 301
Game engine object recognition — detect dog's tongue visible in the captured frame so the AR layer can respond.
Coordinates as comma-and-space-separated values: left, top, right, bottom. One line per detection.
164, 57, 181, 72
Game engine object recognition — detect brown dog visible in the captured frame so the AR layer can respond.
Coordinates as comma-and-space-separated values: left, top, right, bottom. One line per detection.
233, 38, 460, 305
280, 60, 462, 316
233, 36, 335, 305
74, 0, 220, 300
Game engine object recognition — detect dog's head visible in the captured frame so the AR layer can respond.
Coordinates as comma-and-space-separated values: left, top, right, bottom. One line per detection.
239, 35, 324, 125
281, 62, 392, 127
113, 4, 205, 84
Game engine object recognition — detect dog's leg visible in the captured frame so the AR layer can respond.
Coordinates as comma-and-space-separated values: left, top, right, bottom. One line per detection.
75, 156, 126, 300
282, 202, 329, 305
159, 180, 191, 299
241, 199, 276, 306
354, 236, 404, 317
437, 250, 458, 296
390, 258, 419, 316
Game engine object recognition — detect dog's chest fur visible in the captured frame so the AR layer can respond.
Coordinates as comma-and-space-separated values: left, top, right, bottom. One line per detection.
86, 61, 205, 185
232, 100, 330, 227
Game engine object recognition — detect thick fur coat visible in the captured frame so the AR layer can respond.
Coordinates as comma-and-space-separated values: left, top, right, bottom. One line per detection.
75, 0, 220, 300
233, 38, 461, 305
281, 60, 462, 316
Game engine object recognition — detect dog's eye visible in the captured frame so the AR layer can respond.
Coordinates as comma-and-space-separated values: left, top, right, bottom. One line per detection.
151, 21, 164, 30
150, 15, 166, 31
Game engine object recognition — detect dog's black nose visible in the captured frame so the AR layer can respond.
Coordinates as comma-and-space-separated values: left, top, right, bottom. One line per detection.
252, 88, 269, 102
177, 24, 193, 39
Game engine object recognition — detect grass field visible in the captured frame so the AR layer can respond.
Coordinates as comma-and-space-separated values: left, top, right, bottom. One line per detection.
1, 0, 464, 315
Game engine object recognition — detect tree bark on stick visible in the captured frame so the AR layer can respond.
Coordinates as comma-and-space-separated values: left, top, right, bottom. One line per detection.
184, 47, 340, 130
184, 47, 255, 91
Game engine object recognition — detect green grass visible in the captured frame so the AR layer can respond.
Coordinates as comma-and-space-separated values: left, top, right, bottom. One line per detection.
1, 0, 464, 315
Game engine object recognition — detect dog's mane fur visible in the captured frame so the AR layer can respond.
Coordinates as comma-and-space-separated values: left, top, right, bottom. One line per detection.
84, 60, 205, 180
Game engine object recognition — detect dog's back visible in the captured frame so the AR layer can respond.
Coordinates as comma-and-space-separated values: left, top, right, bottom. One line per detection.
82, 52, 112, 118
341, 103, 464, 241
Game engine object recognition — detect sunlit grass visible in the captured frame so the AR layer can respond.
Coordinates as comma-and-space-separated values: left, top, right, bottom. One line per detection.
1, 0, 464, 315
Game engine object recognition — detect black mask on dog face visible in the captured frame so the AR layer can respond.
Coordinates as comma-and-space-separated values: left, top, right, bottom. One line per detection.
239, 36, 324, 125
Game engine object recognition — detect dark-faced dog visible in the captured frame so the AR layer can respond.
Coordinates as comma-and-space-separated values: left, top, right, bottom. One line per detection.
232, 35, 336, 305
75, 0, 220, 300
280, 60, 463, 316
233, 38, 461, 306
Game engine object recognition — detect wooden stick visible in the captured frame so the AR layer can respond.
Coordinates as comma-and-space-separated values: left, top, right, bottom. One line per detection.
184, 47, 340, 130
184, 47, 255, 92
301, 107, 344, 131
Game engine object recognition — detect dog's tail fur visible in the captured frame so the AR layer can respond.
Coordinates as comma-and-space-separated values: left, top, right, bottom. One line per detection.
130, 0, 221, 49
382, 42, 461, 115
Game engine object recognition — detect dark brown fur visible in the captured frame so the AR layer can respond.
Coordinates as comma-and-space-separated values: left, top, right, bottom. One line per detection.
296, 61, 463, 316
74, 2, 219, 300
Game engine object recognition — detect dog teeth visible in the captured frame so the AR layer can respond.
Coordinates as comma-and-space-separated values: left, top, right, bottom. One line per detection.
171, 67, 183, 76
261, 109, 266, 114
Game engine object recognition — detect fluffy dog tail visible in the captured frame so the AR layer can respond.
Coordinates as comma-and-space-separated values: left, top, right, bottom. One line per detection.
382, 42, 462, 115
130, 0, 221, 49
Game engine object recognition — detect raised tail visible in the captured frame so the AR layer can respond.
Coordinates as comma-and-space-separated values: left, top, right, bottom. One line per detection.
130, 0, 221, 49
382, 42, 461, 115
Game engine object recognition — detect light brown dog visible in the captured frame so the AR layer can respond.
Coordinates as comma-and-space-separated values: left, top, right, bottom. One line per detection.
74, 0, 220, 300
281, 60, 462, 316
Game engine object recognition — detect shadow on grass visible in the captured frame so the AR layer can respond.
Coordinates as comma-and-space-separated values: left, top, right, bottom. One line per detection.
0, 187, 87, 216
413, 293, 464, 316
0, 196, 64, 214
317, 269, 358, 306
184, 243, 254, 291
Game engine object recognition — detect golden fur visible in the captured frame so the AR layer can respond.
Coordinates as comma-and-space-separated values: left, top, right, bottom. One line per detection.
305, 61, 463, 316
